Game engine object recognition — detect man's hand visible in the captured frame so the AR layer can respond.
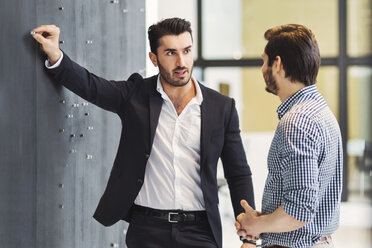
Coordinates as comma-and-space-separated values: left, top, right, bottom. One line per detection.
236, 200, 261, 239
31, 25, 62, 65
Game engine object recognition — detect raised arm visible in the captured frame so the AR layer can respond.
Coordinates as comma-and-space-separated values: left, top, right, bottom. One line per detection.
31, 25, 139, 113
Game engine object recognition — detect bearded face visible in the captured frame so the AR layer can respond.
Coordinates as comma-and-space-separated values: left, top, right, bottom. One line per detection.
263, 66, 278, 95
157, 58, 193, 88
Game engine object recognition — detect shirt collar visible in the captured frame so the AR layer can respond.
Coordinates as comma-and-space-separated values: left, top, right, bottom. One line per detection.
277, 85, 318, 120
156, 75, 203, 105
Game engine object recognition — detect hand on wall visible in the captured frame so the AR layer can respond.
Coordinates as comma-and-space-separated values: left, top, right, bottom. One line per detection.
31, 25, 62, 65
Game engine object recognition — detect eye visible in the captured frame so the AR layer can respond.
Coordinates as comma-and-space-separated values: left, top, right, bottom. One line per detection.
184, 48, 191, 54
166, 51, 175, 56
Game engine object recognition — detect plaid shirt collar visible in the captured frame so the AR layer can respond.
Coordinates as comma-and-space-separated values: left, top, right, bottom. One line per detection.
276, 85, 318, 120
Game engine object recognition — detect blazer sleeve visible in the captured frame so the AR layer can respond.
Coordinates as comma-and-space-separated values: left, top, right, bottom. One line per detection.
220, 99, 255, 217
46, 51, 140, 113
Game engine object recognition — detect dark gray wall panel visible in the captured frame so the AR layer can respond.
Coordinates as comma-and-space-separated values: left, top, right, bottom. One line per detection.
0, 1, 37, 247
1, 0, 145, 247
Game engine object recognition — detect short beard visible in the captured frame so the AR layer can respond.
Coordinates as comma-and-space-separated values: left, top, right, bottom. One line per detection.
264, 67, 278, 95
158, 60, 193, 87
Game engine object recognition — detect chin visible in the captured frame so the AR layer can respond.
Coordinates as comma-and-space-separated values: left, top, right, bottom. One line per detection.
175, 81, 189, 87
265, 87, 277, 95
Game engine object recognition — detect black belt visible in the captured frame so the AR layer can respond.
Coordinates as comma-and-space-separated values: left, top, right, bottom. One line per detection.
132, 204, 208, 223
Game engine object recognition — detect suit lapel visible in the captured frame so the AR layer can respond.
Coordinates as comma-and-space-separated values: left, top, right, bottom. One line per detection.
148, 78, 163, 148
200, 84, 214, 167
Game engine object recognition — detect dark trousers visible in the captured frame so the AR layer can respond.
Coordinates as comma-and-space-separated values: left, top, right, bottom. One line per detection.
125, 210, 218, 248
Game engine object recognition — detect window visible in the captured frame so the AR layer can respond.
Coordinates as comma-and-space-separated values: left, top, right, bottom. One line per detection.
196, 0, 372, 202
202, 0, 338, 59
347, 66, 372, 202
347, 0, 372, 57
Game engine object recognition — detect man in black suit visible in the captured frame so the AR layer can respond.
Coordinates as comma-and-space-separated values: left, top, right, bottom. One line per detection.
32, 18, 255, 248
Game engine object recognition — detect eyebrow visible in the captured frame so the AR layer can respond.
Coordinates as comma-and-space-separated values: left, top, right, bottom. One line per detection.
164, 45, 192, 52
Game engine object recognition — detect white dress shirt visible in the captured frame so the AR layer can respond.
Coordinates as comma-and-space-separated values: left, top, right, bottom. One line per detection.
134, 76, 205, 210
45, 53, 64, 69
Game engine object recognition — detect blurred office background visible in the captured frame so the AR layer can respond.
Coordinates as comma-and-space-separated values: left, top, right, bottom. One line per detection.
147, 0, 372, 247
1, 0, 371, 247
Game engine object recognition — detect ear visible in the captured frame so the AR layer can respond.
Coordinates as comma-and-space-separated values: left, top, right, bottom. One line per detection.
272, 56, 285, 77
149, 52, 158, 67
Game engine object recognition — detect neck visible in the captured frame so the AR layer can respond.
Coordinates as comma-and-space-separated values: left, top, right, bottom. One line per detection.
161, 77, 195, 100
277, 79, 306, 102
160, 77, 196, 115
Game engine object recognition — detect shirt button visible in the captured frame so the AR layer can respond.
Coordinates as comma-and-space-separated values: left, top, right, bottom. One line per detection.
144, 153, 150, 159
137, 178, 143, 185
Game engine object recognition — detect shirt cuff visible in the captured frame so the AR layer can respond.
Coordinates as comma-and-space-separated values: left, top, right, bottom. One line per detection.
45, 53, 64, 69
283, 201, 314, 223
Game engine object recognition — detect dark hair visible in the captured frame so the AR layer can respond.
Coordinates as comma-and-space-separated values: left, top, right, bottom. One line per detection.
264, 24, 320, 86
148, 17, 192, 55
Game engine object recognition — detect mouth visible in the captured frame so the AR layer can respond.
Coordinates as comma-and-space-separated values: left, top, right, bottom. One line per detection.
174, 68, 188, 78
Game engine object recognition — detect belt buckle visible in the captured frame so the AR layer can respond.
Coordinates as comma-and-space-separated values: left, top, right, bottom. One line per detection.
168, 212, 179, 223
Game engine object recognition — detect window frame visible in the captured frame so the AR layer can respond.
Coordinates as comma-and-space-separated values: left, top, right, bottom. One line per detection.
194, 0, 372, 201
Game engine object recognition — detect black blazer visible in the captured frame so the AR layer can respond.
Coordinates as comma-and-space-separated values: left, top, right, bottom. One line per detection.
48, 52, 255, 248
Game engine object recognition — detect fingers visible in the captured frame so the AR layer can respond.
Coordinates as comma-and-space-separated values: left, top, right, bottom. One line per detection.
33, 25, 60, 35
235, 220, 241, 230
31, 25, 60, 45
240, 199, 253, 213
31, 24, 62, 63
237, 212, 244, 223
246, 235, 253, 240
31, 32, 47, 44
237, 229, 247, 236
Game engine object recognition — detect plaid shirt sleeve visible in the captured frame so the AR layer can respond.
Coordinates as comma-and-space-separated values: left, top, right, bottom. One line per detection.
279, 113, 321, 223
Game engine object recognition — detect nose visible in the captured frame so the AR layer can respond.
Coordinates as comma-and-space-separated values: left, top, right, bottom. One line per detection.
176, 54, 185, 67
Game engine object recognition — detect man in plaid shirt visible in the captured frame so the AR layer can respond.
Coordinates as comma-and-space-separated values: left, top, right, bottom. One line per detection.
236, 24, 343, 248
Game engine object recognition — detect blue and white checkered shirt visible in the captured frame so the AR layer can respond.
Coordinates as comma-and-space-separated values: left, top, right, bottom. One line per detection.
261, 85, 343, 248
